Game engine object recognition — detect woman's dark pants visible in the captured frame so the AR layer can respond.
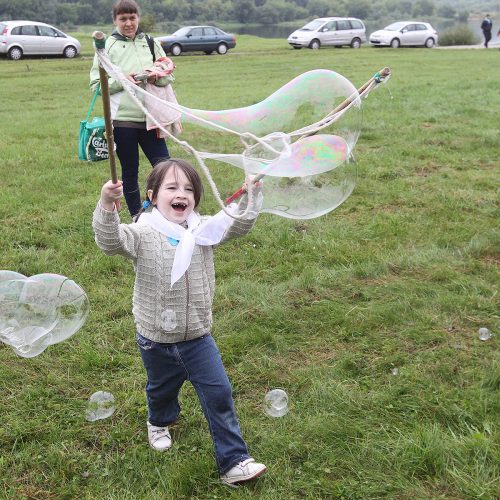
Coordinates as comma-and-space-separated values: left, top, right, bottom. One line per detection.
114, 127, 170, 216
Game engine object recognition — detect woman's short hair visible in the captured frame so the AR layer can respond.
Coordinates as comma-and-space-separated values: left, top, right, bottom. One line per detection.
112, 0, 140, 19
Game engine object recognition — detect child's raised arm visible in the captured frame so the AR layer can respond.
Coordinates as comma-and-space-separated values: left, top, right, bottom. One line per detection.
100, 180, 123, 211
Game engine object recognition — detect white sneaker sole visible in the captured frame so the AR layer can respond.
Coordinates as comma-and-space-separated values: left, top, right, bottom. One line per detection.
149, 442, 172, 452
221, 465, 267, 485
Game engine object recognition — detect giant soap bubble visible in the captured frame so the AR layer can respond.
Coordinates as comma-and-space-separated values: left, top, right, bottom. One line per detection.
186, 70, 360, 219
94, 44, 390, 219
0, 272, 89, 358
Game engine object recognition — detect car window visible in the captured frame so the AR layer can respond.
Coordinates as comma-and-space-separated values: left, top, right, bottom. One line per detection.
11, 26, 22, 35
416, 24, 428, 31
405, 24, 416, 32
384, 22, 406, 31
173, 27, 190, 36
21, 25, 38, 36
204, 27, 217, 36
323, 21, 336, 32
301, 20, 324, 31
350, 20, 363, 29
336, 20, 350, 31
189, 28, 203, 37
38, 26, 57, 37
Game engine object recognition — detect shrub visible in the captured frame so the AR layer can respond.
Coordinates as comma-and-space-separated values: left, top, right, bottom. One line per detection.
139, 13, 155, 33
439, 24, 478, 46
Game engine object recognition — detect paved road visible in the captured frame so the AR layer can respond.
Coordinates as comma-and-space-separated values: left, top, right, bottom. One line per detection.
436, 42, 500, 49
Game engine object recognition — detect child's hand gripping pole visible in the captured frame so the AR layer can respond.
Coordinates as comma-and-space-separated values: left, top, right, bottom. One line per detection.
92, 31, 120, 210
225, 173, 264, 205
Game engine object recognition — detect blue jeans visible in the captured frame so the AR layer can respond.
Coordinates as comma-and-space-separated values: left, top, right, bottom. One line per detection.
114, 127, 170, 216
136, 333, 250, 474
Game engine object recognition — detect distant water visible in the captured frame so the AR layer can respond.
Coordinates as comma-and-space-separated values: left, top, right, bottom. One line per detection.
231, 20, 490, 42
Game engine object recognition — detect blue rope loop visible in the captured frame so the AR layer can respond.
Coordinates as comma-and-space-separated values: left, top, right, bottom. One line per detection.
373, 72, 382, 83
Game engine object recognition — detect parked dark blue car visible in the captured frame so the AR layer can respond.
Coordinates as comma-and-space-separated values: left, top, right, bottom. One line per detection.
157, 26, 236, 56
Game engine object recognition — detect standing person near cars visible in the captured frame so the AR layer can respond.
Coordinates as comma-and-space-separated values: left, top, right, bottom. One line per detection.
90, 0, 171, 217
93, 159, 267, 485
481, 14, 493, 48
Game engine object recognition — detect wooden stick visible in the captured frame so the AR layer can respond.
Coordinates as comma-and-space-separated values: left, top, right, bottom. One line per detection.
322, 67, 391, 120
92, 31, 118, 184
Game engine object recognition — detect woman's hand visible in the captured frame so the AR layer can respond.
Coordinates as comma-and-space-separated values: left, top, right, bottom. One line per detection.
126, 73, 140, 85
100, 180, 123, 211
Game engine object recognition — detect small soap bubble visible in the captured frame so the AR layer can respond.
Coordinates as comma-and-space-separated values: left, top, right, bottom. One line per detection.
160, 309, 177, 331
0, 272, 89, 357
0, 270, 25, 282
478, 328, 492, 341
85, 391, 116, 422
264, 389, 289, 417
391, 367, 398, 376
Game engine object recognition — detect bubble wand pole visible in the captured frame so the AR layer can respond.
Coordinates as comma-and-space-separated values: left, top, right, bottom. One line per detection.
92, 31, 118, 185
225, 67, 391, 205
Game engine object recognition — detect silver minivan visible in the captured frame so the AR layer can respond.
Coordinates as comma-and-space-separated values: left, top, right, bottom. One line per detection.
287, 17, 367, 50
0, 20, 81, 60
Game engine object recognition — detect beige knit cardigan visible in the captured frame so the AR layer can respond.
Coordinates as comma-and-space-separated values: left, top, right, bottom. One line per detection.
92, 201, 257, 343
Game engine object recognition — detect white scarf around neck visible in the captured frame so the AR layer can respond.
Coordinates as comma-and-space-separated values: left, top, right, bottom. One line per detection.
137, 206, 236, 287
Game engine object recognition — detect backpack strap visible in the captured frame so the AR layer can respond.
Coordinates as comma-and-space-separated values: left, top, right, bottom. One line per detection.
145, 34, 156, 62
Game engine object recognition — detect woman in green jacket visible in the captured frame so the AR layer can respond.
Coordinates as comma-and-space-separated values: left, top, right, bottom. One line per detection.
90, 0, 172, 217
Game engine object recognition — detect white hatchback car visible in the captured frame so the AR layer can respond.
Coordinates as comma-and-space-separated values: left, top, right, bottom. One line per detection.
288, 17, 367, 50
369, 21, 438, 48
0, 20, 81, 60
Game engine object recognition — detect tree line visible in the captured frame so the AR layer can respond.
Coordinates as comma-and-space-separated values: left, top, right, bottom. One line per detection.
0, 0, 480, 28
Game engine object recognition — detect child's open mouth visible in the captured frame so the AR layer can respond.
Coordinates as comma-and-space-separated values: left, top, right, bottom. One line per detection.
172, 202, 187, 213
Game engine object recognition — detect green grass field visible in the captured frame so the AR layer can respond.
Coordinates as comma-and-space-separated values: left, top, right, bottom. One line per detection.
0, 34, 499, 499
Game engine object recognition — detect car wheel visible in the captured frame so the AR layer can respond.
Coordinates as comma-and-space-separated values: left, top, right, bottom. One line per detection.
63, 46, 77, 58
350, 38, 361, 49
8, 46, 23, 60
309, 39, 320, 50
204, 50, 213, 55
425, 37, 435, 48
390, 38, 400, 48
171, 44, 182, 56
217, 43, 228, 55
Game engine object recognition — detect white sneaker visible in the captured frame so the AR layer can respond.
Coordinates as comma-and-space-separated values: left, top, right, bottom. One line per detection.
220, 458, 267, 485
147, 421, 172, 451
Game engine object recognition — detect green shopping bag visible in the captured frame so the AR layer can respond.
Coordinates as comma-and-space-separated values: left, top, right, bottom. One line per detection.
78, 86, 109, 162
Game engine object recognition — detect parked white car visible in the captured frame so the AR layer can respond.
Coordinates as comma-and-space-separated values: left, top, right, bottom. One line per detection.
369, 21, 438, 48
0, 20, 81, 60
288, 17, 366, 50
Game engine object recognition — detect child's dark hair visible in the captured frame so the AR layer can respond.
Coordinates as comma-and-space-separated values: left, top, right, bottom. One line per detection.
112, 0, 140, 19
135, 159, 204, 220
